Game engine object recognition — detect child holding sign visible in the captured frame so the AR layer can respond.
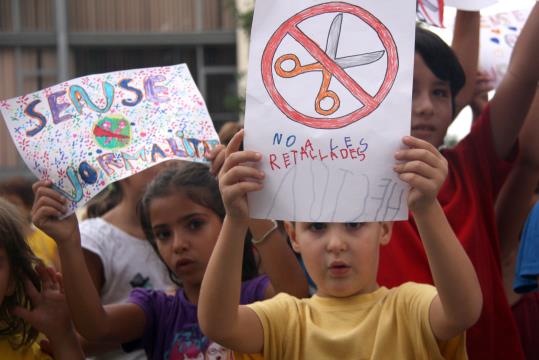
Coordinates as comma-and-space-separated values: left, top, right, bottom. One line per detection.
197, 130, 482, 359
31, 161, 308, 359
379, 4, 539, 359
77, 164, 175, 359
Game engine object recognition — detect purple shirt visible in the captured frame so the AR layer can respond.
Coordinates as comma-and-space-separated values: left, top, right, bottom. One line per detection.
123, 275, 269, 360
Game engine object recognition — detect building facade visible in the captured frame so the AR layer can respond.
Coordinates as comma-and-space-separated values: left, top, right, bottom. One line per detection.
0, 0, 239, 178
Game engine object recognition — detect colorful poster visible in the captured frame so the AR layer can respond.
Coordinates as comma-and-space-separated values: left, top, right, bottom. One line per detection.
479, 6, 533, 87
0, 64, 219, 213
417, 0, 445, 28
244, 0, 416, 222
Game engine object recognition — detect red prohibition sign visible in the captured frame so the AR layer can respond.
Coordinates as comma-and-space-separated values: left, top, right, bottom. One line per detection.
261, 2, 399, 129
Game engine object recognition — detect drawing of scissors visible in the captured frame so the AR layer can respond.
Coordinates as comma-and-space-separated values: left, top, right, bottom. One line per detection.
275, 13, 385, 116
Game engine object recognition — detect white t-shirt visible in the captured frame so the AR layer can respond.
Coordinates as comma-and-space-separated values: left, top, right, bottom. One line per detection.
80, 217, 174, 360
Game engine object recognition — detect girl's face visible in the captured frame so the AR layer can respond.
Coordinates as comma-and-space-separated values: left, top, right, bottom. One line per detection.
149, 190, 222, 300
411, 53, 453, 148
0, 247, 13, 304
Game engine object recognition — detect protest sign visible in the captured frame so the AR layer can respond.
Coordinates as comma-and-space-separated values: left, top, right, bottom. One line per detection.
0, 64, 219, 213
244, 0, 416, 222
445, 0, 497, 11
479, 5, 533, 87
417, 0, 445, 28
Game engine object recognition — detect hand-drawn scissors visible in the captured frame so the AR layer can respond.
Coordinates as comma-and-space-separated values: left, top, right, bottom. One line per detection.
275, 13, 385, 116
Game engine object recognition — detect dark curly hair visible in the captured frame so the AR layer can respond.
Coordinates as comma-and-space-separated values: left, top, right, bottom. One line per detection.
138, 162, 258, 286
85, 182, 123, 219
0, 198, 42, 349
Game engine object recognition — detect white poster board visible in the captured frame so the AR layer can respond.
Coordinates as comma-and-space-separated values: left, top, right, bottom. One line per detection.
445, 0, 497, 11
479, 6, 533, 87
0, 64, 219, 213
417, 0, 445, 28
244, 0, 416, 222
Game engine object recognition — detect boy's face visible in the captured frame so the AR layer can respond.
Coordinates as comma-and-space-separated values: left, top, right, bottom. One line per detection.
286, 222, 392, 298
411, 53, 453, 148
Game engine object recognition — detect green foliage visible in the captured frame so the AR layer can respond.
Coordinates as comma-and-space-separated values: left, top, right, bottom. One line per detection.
238, 8, 254, 35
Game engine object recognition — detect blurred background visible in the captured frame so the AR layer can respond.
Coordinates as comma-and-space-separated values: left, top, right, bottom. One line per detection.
0, 0, 255, 178
1, 0, 534, 179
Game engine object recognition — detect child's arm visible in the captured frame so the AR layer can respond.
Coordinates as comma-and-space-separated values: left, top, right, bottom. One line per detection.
12, 265, 84, 360
31, 182, 146, 344
451, 10, 480, 115
497, 92, 539, 305
249, 219, 310, 298
199, 130, 265, 354
207, 136, 310, 299
469, 71, 495, 119
489, 3, 539, 159
395, 136, 482, 341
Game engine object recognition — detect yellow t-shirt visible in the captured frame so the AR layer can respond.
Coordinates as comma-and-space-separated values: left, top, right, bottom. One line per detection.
26, 228, 58, 269
248, 282, 467, 360
0, 338, 52, 360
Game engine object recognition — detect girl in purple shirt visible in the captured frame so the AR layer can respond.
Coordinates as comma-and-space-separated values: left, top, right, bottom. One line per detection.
32, 161, 308, 360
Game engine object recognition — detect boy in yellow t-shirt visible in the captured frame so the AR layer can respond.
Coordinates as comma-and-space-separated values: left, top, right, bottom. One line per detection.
198, 130, 483, 359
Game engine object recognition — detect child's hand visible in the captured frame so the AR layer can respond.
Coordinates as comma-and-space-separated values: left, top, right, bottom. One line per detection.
205, 143, 226, 177
31, 180, 79, 246
470, 71, 495, 117
12, 264, 74, 341
394, 136, 448, 213
219, 130, 264, 223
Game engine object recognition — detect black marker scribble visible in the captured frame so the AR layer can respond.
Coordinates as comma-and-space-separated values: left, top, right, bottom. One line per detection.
372, 178, 392, 221
383, 181, 404, 220
331, 168, 353, 221
349, 173, 370, 222
264, 165, 297, 218
309, 160, 329, 221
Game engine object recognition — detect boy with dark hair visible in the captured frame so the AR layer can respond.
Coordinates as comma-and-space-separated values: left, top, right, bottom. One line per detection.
379, 6, 539, 359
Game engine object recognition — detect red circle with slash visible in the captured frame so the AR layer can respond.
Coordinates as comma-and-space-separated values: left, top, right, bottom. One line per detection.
261, 2, 398, 129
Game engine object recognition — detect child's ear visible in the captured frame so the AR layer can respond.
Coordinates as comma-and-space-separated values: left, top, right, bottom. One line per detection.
284, 221, 300, 253
379, 221, 393, 246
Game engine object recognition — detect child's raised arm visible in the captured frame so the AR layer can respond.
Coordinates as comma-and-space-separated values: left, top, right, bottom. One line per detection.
490, 3, 539, 159
497, 92, 539, 305
451, 10, 480, 116
394, 136, 482, 340
31, 181, 146, 344
206, 136, 310, 299
199, 130, 265, 354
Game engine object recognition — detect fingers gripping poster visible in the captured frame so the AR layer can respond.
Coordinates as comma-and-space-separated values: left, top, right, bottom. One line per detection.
244, 0, 416, 222
0, 64, 219, 214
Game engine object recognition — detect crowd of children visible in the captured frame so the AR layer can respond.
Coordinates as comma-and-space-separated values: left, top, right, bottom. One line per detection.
0, 3, 538, 359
